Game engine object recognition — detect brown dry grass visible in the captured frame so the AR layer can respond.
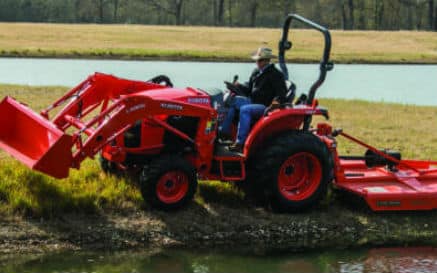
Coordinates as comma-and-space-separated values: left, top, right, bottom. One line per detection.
315, 99, 437, 160
0, 23, 436, 63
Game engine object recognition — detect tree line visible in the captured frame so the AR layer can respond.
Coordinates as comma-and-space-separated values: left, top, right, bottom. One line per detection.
0, 0, 435, 31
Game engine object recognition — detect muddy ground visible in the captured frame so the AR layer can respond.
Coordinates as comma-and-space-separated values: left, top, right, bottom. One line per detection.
1, 196, 437, 255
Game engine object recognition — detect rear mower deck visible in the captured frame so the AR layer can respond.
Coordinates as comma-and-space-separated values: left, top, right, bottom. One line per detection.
336, 159, 437, 211
327, 129, 437, 211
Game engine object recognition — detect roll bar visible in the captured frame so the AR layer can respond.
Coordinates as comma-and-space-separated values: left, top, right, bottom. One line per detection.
278, 13, 334, 106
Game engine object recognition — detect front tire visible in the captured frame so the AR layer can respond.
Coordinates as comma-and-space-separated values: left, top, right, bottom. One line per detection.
99, 155, 120, 176
250, 131, 332, 212
139, 155, 197, 210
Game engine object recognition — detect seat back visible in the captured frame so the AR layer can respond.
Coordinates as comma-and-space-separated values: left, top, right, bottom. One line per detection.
285, 80, 297, 103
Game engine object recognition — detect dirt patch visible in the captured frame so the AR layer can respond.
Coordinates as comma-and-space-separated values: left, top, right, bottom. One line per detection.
1, 200, 437, 255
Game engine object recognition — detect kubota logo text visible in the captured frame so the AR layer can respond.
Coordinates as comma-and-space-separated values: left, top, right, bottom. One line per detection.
126, 104, 145, 113
160, 103, 183, 111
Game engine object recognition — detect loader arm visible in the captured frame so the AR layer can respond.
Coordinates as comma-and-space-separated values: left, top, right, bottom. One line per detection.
0, 73, 216, 179
69, 94, 216, 169
41, 73, 166, 128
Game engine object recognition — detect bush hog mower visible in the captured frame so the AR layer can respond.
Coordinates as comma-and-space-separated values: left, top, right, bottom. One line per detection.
1, 14, 437, 212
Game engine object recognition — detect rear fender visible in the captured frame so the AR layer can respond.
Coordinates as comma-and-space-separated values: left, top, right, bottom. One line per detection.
244, 110, 304, 158
244, 107, 328, 158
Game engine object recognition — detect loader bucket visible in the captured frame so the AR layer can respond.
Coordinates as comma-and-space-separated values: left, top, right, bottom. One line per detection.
0, 97, 73, 178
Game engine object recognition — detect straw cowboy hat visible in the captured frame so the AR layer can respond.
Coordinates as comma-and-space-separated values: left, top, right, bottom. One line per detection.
251, 47, 277, 61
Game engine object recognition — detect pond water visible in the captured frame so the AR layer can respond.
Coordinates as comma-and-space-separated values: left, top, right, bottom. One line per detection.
2, 247, 437, 273
0, 58, 436, 106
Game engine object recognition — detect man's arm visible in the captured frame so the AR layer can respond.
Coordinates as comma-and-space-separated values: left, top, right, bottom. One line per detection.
236, 69, 258, 97
271, 73, 287, 104
237, 81, 251, 97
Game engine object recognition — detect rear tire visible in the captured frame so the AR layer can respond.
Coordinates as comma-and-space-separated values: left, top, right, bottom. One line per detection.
249, 131, 332, 212
139, 155, 197, 210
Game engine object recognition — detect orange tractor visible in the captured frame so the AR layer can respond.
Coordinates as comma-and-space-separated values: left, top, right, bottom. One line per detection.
1, 14, 437, 212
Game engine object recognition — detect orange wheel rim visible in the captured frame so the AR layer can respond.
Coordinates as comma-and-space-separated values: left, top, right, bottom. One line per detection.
278, 152, 322, 201
156, 171, 189, 204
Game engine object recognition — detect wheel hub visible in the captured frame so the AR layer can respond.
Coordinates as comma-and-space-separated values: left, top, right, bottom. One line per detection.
278, 152, 322, 201
165, 180, 174, 189
284, 165, 294, 175
156, 171, 189, 204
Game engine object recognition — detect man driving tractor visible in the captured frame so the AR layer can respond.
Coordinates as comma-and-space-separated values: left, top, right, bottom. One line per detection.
219, 47, 287, 152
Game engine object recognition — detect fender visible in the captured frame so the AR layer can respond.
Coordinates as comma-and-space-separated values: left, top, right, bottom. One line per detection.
243, 106, 328, 157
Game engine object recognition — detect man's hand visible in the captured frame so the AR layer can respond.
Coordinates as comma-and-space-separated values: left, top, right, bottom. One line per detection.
224, 81, 234, 90
224, 81, 240, 95
269, 100, 280, 110
264, 100, 281, 116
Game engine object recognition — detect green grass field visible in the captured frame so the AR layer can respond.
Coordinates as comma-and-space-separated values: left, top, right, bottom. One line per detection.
0, 23, 436, 63
0, 84, 436, 217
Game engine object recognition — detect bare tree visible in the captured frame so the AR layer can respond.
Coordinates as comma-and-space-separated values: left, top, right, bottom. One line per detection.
150, 0, 186, 25
348, 0, 354, 29
399, 0, 430, 29
74, 0, 81, 22
428, 0, 434, 29
249, 0, 258, 27
212, 0, 225, 25
404, 2, 414, 29
337, 0, 348, 29
434, 4, 437, 29
97, 0, 107, 23
175, 0, 184, 25
282, 0, 296, 17
417, 4, 424, 28
113, 0, 120, 22
357, 0, 366, 29
227, 0, 233, 26
3, 0, 437, 30
212, 0, 217, 24
217, 0, 225, 25
374, 0, 384, 29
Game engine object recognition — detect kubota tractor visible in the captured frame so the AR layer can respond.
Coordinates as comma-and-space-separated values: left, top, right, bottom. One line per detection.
1, 14, 437, 212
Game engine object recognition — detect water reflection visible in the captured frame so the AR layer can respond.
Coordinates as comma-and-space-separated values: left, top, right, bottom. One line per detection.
340, 247, 437, 273
1, 247, 437, 273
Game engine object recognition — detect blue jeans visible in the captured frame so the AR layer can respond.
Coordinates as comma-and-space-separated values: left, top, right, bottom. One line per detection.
219, 96, 251, 135
219, 96, 265, 144
236, 104, 265, 144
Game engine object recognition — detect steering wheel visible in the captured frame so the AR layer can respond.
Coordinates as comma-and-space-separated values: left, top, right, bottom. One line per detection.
148, 75, 174, 87
224, 75, 246, 97
224, 81, 241, 95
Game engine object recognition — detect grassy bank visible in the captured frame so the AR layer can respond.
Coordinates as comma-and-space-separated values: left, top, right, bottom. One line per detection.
0, 23, 436, 63
0, 84, 436, 217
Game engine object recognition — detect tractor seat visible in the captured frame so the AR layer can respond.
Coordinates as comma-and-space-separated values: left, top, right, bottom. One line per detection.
232, 80, 297, 130
249, 80, 297, 125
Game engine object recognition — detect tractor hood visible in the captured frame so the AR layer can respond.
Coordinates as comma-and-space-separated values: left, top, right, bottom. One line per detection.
136, 87, 214, 108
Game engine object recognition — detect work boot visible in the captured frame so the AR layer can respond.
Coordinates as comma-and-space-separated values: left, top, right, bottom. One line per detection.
228, 142, 243, 153
217, 131, 231, 140
217, 131, 232, 142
